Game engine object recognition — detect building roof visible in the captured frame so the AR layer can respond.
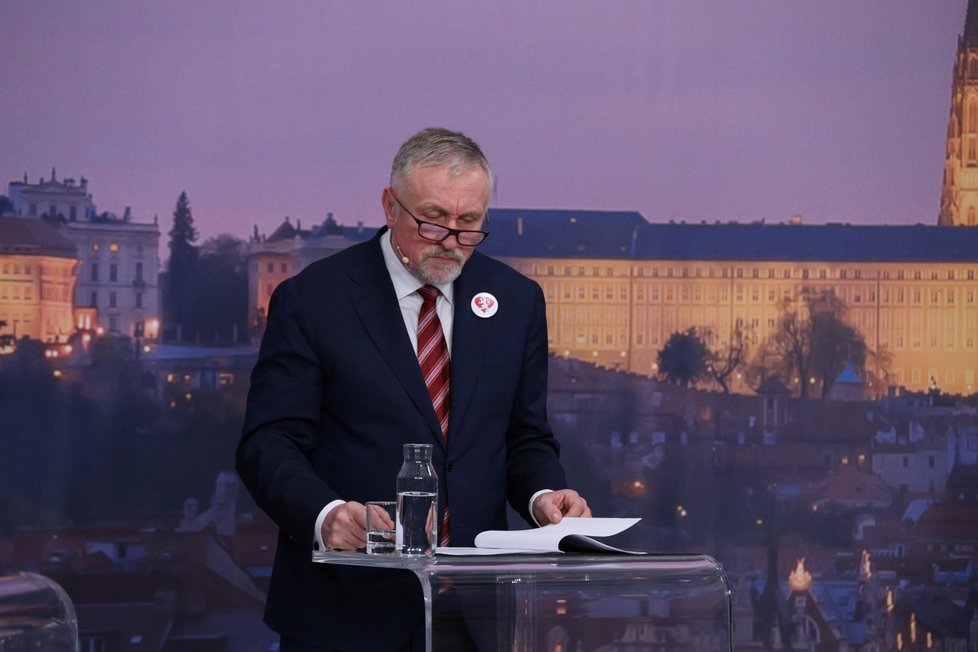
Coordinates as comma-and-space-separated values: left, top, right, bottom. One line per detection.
262, 214, 373, 245
0, 216, 77, 257
481, 209, 645, 259
965, 0, 978, 49
481, 210, 978, 263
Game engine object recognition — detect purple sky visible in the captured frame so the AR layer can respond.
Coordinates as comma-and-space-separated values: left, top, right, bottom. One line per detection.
0, 1, 969, 243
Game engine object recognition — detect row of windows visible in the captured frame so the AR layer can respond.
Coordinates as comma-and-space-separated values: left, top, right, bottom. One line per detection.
1, 263, 34, 275
90, 242, 121, 253
40, 286, 72, 302
545, 281, 978, 307
28, 203, 84, 221
88, 261, 145, 283
532, 264, 978, 281
0, 284, 34, 301
89, 291, 145, 309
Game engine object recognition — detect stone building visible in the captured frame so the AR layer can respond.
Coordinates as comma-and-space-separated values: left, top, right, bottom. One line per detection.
481, 211, 978, 395
245, 214, 371, 338
5, 171, 161, 340
0, 216, 77, 342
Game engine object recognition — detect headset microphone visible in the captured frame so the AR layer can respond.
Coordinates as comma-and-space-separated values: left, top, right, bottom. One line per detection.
392, 235, 409, 265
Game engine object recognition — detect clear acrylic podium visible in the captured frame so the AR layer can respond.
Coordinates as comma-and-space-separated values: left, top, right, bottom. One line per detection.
314, 550, 731, 651
0, 572, 79, 652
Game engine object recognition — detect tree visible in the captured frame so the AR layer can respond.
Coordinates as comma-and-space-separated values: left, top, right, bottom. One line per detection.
163, 191, 199, 341
753, 288, 867, 399
657, 327, 710, 388
186, 235, 249, 344
0, 195, 13, 215
704, 326, 747, 394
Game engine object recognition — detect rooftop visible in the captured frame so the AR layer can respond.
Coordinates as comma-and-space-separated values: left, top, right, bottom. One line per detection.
480, 209, 978, 263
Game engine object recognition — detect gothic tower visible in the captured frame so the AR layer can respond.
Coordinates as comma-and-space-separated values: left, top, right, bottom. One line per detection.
940, 0, 978, 226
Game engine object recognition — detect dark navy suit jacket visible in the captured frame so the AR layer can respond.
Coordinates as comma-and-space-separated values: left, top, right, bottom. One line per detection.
236, 228, 567, 649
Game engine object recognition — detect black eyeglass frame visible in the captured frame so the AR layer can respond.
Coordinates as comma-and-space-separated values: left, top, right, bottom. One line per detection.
388, 189, 490, 247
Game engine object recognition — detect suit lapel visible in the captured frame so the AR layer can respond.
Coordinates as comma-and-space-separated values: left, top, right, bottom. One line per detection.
449, 253, 496, 444
346, 235, 443, 443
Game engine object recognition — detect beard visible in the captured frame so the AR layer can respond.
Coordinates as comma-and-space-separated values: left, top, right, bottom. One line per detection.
413, 245, 465, 285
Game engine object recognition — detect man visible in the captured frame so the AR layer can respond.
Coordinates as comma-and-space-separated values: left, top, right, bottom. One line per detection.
236, 127, 590, 651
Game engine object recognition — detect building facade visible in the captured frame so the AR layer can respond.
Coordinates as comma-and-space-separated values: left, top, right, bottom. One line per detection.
245, 214, 371, 338
480, 211, 978, 396
6, 172, 161, 340
0, 217, 78, 342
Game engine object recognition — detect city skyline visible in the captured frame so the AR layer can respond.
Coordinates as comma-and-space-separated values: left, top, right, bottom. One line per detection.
0, 1, 970, 243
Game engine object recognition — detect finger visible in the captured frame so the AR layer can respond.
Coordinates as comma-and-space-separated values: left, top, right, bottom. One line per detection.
547, 500, 563, 524
565, 500, 588, 517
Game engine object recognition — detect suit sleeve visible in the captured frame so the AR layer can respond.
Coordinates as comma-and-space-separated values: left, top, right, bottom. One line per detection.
505, 281, 568, 524
236, 277, 339, 544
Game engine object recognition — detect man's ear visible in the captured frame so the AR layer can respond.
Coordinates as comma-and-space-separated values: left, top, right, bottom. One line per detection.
381, 187, 396, 228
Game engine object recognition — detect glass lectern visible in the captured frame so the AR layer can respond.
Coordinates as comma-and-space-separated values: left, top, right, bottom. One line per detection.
0, 572, 78, 652
314, 550, 731, 651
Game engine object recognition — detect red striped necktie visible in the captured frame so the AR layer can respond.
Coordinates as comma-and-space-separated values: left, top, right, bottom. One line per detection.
416, 285, 451, 547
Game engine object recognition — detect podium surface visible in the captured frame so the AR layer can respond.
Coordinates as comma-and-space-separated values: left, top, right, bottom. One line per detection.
314, 550, 731, 651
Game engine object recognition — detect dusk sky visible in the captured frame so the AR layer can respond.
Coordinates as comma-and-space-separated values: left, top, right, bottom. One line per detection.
0, 1, 969, 244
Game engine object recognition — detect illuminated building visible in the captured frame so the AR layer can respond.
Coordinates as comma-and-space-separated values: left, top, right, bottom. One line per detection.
481, 211, 978, 395
245, 215, 370, 337
6, 172, 161, 340
0, 216, 77, 342
941, 1, 978, 226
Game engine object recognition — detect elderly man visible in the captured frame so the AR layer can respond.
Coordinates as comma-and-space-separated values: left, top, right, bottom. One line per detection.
237, 127, 589, 651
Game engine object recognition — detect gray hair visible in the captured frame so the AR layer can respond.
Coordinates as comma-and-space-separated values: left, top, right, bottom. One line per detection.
390, 127, 493, 191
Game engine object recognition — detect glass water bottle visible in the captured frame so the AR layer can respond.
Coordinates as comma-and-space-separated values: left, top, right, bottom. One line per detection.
395, 443, 439, 556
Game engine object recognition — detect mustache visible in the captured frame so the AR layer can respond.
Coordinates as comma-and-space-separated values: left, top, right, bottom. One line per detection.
420, 247, 464, 265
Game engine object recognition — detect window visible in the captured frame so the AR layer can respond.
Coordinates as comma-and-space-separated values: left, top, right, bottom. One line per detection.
135, 262, 144, 282
267, 262, 274, 273
90, 291, 97, 307
90, 263, 99, 282
135, 293, 143, 309
109, 292, 117, 308
109, 264, 118, 283
109, 243, 120, 253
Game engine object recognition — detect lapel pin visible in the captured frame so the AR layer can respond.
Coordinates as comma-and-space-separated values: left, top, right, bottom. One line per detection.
470, 292, 498, 318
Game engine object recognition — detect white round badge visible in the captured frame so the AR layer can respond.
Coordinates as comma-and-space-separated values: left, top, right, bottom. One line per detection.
470, 292, 498, 318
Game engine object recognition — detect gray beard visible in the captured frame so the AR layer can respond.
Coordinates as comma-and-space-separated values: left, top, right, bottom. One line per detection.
412, 248, 464, 285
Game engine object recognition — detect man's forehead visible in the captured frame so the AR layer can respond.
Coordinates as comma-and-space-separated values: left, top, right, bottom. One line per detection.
404, 166, 489, 203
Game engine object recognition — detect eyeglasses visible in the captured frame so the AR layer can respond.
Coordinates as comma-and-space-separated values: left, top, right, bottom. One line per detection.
389, 189, 490, 246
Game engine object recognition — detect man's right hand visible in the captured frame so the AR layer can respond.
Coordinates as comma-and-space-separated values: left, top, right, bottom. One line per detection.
322, 501, 367, 550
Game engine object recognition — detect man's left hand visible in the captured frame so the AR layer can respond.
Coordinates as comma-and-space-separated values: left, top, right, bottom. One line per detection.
532, 489, 591, 525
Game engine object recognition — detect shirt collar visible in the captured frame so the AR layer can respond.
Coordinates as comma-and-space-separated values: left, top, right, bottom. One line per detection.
380, 230, 454, 305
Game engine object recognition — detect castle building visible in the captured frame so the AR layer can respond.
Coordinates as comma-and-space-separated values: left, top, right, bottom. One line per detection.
245, 214, 371, 337
0, 216, 78, 342
480, 211, 978, 396
5, 172, 161, 340
941, 0, 978, 226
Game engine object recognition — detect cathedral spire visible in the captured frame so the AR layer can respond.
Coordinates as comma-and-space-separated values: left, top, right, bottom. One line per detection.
939, 1, 978, 226
965, 0, 978, 48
